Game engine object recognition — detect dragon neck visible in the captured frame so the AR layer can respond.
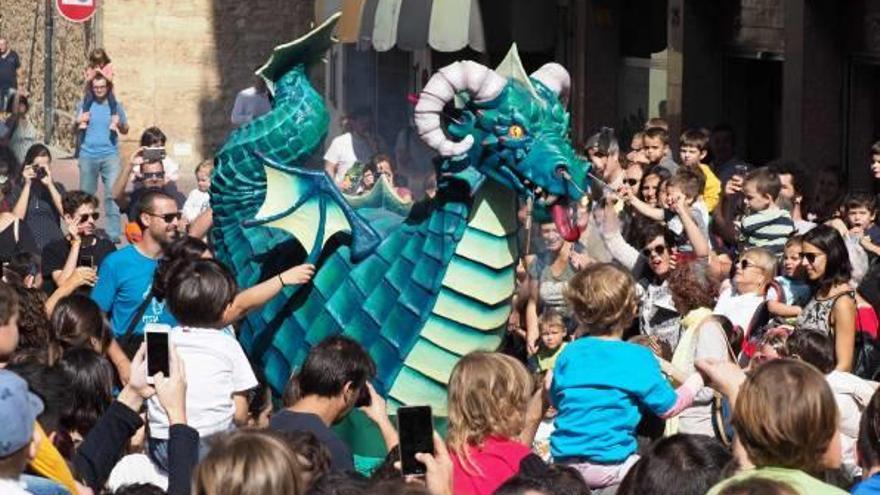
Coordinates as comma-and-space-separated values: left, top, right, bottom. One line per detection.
385, 178, 519, 413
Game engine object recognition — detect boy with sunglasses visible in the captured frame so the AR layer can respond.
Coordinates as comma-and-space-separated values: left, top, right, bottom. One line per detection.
40, 190, 115, 294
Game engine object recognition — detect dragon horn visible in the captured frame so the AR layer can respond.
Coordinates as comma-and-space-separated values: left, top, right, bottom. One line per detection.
530, 63, 571, 102
414, 61, 506, 157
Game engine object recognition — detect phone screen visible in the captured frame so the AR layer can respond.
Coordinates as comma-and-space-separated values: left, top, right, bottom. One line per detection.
78, 254, 94, 268
397, 405, 433, 476
146, 330, 169, 378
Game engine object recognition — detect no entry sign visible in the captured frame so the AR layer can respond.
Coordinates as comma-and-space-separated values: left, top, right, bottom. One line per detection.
56, 0, 97, 23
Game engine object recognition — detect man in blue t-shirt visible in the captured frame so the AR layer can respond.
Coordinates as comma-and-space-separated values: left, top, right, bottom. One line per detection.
92, 191, 181, 375
76, 74, 129, 242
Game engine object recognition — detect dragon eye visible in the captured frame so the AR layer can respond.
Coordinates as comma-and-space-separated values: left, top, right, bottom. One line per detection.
508, 125, 525, 139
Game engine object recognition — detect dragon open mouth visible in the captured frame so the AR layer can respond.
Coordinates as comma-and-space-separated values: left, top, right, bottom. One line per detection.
519, 181, 582, 243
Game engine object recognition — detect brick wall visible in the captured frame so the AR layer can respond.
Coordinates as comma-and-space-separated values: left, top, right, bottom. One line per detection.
0, 1, 92, 150
1, 0, 317, 182
103, 0, 316, 184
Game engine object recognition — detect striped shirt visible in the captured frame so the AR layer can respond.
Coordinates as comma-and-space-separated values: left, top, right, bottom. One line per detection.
740, 207, 795, 254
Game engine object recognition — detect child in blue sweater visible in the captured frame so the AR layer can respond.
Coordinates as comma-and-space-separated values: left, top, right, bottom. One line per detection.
550, 263, 704, 491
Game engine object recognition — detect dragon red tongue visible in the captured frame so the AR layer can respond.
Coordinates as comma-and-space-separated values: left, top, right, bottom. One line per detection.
551, 202, 581, 242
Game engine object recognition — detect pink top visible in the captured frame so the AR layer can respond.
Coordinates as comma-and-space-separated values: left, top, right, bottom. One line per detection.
450, 436, 532, 495
85, 63, 114, 82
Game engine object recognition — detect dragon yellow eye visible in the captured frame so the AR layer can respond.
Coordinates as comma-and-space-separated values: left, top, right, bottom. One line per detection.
508, 125, 525, 139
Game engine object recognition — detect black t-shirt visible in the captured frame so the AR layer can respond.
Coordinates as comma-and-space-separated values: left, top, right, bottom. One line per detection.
269, 410, 355, 472
0, 218, 37, 262
0, 50, 20, 91
41, 236, 116, 293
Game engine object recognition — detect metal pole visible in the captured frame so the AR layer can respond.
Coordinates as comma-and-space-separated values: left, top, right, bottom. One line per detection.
44, 0, 53, 144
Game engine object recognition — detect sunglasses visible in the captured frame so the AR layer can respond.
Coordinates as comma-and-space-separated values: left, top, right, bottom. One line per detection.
624, 178, 640, 187
738, 259, 765, 272
79, 212, 100, 223
146, 211, 181, 223
802, 252, 823, 265
641, 244, 667, 258
142, 172, 165, 179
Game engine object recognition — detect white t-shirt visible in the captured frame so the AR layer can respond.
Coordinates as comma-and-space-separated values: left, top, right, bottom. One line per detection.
182, 189, 210, 222
713, 283, 765, 331
147, 326, 258, 439
230, 86, 272, 126
323, 132, 377, 182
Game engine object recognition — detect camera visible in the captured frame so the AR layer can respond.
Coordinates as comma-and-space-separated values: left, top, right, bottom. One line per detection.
31, 165, 47, 180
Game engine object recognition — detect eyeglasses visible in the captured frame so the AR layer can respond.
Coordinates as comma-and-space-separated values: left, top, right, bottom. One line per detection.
146, 211, 181, 223
802, 252, 824, 265
142, 172, 165, 179
641, 244, 667, 258
79, 212, 100, 223
624, 178, 640, 187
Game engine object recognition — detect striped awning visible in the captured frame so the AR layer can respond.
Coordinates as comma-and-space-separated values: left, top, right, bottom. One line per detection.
315, 0, 486, 52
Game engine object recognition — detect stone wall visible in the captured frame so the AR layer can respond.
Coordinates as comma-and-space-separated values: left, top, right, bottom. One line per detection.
0, 1, 93, 150
103, 0, 316, 183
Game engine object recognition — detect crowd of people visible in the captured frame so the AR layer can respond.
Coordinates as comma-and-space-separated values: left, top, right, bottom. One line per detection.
2, 36, 880, 495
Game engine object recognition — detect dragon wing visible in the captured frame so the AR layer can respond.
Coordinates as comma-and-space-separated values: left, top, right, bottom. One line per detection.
245, 152, 382, 265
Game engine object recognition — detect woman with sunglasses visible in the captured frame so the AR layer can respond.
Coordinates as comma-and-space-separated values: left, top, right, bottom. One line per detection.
40, 190, 113, 294
795, 225, 857, 371
713, 247, 778, 360
601, 191, 710, 351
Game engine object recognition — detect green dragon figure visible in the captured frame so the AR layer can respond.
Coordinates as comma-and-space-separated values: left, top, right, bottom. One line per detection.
212, 14, 590, 416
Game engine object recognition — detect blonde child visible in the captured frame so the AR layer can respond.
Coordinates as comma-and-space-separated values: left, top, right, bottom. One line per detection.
550, 263, 703, 491
447, 352, 542, 495
79, 48, 119, 132
769, 236, 812, 320
529, 310, 568, 373
182, 160, 213, 222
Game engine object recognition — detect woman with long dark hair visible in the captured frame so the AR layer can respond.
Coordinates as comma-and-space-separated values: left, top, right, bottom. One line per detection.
12, 143, 64, 250
0, 146, 36, 262
796, 224, 857, 371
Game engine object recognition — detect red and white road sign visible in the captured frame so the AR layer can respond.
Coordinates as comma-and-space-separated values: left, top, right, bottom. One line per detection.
56, 0, 97, 23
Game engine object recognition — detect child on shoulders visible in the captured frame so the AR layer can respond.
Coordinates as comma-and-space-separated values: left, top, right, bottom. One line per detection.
79, 48, 119, 132
739, 168, 795, 255
182, 160, 213, 223
550, 263, 703, 492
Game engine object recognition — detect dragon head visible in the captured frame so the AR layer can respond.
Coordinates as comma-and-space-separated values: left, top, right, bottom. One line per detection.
414, 50, 590, 241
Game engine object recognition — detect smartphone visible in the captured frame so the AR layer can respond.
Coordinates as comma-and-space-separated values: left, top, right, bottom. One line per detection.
397, 405, 433, 476
143, 147, 166, 162
733, 164, 749, 178
77, 254, 94, 268
145, 323, 171, 384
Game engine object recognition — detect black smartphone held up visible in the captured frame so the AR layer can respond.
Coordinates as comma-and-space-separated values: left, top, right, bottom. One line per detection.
397, 405, 434, 476
145, 323, 170, 383
78, 254, 94, 268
